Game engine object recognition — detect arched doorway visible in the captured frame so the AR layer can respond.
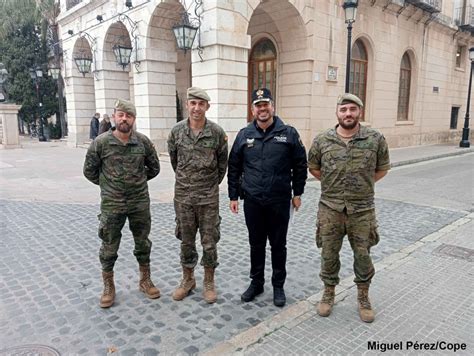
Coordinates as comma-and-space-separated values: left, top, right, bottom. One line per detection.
248, 38, 277, 120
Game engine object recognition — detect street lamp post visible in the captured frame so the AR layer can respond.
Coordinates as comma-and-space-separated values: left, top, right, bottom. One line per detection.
459, 47, 474, 148
343, 0, 358, 93
48, 66, 67, 138
29, 67, 46, 142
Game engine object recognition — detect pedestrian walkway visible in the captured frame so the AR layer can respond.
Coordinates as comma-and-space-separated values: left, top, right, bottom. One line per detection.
205, 214, 474, 355
0, 137, 473, 355
389, 142, 474, 167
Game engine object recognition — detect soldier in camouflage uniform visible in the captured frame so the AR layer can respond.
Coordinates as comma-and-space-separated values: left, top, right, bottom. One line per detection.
83, 99, 161, 308
308, 93, 390, 323
167, 87, 228, 304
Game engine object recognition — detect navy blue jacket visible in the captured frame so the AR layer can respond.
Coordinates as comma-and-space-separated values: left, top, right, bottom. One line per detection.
228, 116, 307, 204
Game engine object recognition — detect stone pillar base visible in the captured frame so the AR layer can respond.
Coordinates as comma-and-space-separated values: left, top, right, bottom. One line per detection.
0, 103, 22, 149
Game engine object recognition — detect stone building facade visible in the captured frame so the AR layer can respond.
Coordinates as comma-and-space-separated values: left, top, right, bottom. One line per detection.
57, 0, 473, 150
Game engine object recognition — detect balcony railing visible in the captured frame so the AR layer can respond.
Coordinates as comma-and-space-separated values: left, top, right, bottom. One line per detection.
66, 0, 83, 11
454, 6, 474, 28
405, 0, 442, 13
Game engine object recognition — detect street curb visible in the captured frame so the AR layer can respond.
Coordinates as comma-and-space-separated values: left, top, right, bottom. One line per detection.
203, 213, 474, 355
390, 148, 474, 168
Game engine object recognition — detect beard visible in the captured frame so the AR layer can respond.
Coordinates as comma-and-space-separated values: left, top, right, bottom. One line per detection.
337, 114, 360, 130
117, 122, 132, 133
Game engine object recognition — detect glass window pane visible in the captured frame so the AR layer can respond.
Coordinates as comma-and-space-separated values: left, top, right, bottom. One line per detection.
251, 39, 277, 61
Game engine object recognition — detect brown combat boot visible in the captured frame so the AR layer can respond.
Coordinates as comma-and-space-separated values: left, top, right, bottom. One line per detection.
317, 285, 335, 317
172, 267, 196, 301
357, 285, 375, 323
100, 271, 115, 308
203, 267, 217, 304
139, 264, 161, 299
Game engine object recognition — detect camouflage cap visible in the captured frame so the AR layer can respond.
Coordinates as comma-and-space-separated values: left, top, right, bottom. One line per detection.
187, 87, 211, 102
337, 93, 364, 108
114, 99, 136, 117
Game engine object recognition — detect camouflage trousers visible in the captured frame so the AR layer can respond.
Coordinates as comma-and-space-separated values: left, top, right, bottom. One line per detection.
316, 203, 380, 286
174, 200, 221, 269
98, 207, 152, 272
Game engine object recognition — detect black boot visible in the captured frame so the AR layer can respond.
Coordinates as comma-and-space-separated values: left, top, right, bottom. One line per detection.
273, 287, 286, 307
241, 284, 264, 302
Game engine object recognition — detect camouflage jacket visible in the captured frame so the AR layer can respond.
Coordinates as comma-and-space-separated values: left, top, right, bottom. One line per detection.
168, 118, 228, 205
308, 125, 390, 213
83, 130, 160, 212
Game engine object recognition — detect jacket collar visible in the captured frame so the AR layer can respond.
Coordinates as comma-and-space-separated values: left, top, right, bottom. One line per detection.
108, 130, 139, 145
247, 116, 286, 136
184, 118, 213, 138
330, 123, 370, 140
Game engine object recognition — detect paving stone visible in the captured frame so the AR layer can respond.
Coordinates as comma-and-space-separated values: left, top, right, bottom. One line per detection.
0, 190, 466, 354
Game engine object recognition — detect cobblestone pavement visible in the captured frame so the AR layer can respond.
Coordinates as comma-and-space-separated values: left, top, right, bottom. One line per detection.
0, 185, 467, 355
239, 217, 474, 356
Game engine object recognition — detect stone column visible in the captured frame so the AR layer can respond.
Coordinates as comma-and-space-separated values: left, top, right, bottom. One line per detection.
0, 103, 22, 149
94, 68, 131, 116
64, 74, 96, 147
191, 5, 251, 139
133, 53, 177, 152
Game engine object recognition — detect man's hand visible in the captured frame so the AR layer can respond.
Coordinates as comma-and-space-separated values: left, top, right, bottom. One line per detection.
230, 200, 239, 214
292, 196, 302, 211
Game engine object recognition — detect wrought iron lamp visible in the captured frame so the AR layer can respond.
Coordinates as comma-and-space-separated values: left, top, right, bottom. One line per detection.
172, 14, 198, 52
459, 47, 474, 148
29, 67, 46, 141
48, 67, 61, 80
113, 44, 133, 70
342, 0, 358, 93
74, 54, 93, 76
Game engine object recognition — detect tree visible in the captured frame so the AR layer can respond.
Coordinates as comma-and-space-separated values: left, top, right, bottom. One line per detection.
0, 0, 61, 138
38, 0, 67, 137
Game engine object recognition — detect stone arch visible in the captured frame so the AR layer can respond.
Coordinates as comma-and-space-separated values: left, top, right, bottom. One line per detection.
147, 0, 190, 120
129, 0, 190, 150
247, 0, 313, 140
96, 21, 134, 117
69, 37, 96, 145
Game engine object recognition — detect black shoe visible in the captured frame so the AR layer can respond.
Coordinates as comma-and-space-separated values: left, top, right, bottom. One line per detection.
273, 287, 286, 307
241, 284, 264, 302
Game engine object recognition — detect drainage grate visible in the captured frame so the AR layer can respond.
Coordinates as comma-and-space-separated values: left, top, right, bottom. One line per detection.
432, 244, 474, 262
0, 345, 60, 356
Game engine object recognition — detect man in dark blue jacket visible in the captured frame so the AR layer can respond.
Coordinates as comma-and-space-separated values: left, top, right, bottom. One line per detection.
228, 88, 307, 307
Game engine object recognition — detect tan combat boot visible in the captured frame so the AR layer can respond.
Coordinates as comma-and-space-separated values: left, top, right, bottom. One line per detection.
100, 271, 115, 308
139, 264, 161, 299
172, 267, 196, 301
317, 285, 335, 317
357, 285, 375, 323
203, 267, 217, 304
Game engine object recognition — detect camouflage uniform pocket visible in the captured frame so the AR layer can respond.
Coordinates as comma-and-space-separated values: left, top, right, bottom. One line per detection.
97, 213, 104, 240
316, 220, 322, 248
315, 210, 323, 248
369, 220, 380, 247
175, 216, 182, 241
214, 215, 222, 244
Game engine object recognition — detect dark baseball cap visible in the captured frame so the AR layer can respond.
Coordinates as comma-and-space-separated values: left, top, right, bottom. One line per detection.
251, 88, 273, 105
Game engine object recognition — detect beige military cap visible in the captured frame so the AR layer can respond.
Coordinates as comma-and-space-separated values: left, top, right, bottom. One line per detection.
187, 87, 211, 102
114, 99, 136, 117
337, 93, 364, 108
